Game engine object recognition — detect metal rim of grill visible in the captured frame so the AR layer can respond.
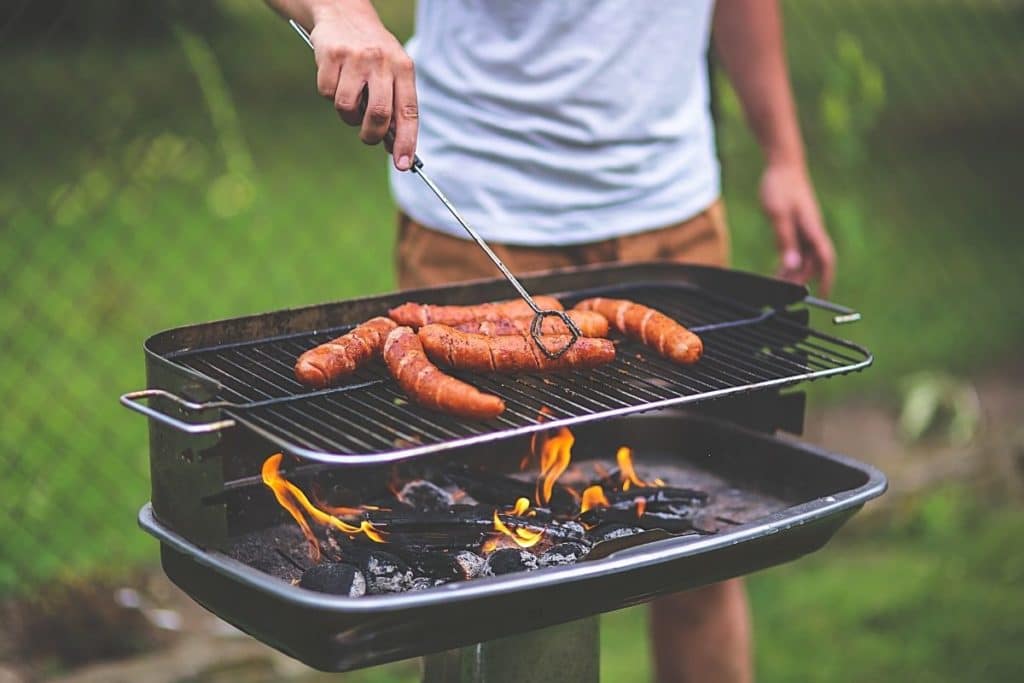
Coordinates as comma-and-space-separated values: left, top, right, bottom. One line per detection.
156, 280, 871, 465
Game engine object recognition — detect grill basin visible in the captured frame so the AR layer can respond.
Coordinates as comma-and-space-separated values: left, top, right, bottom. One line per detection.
139, 413, 885, 672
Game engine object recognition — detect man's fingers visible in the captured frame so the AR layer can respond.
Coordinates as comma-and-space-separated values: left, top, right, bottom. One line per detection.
391, 58, 418, 171
798, 203, 836, 296
314, 45, 342, 101
334, 69, 366, 127
771, 212, 802, 278
359, 73, 393, 145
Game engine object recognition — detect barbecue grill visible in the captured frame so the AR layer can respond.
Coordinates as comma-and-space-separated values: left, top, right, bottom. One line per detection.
123, 262, 885, 680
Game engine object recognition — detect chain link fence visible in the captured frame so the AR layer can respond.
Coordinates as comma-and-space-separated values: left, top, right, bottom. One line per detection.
1, 0, 1022, 663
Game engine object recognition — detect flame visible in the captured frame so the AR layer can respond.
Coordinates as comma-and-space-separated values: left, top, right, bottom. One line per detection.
524, 407, 554, 470
535, 427, 574, 506
490, 509, 544, 549
261, 454, 387, 561
580, 485, 610, 514
510, 497, 531, 516
616, 446, 649, 491
634, 497, 647, 518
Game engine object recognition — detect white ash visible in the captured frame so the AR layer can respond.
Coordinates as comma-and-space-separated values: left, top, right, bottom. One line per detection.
554, 520, 587, 539
398, 480, 455, 512
453, 550, 487, 579
539, 542, 590, 568
363, 552, 415, 594
588, 524, 644, 543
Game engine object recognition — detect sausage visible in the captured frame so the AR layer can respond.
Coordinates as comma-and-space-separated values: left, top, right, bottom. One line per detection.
295, 317, 397, 388
417, 324, 615, 373
383, 327, 506, 420
573, 297, 702, 364
388, 296, 564, 327
454, 310, 609, 338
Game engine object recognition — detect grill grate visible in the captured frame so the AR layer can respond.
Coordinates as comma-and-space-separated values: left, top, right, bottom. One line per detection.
168, 283, 870, 463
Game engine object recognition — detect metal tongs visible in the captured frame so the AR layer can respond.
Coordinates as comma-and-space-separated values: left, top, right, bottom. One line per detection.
288, 21, 581, 359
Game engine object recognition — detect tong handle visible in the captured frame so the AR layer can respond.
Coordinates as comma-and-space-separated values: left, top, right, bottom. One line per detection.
803, 295, 862, 324
120, 389, 237, 434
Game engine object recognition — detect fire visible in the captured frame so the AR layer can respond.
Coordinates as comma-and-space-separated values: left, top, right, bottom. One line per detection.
634, 497, 647, 518
535, 427, 574, 506
617, 446, 649, 491
510, 497, 531, 516
489, 509, 544, 550
580, 485, 610, 514
261, 453, 387, 561
523, 406, 554, 470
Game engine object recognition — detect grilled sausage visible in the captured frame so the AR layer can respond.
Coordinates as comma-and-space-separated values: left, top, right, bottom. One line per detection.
454, 310, 609, 338
383, 327, 506, 420
573, 297, 702, 364
388, 296, 564, 328
417, 324, 615, 373
295, 317, 397, 388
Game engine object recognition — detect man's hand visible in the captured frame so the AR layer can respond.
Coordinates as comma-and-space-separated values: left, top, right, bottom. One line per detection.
760, 162, 835, 295
305, 1, 418, 170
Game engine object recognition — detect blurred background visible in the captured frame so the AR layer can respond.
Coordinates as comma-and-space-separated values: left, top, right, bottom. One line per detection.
1, 0, 1022, 681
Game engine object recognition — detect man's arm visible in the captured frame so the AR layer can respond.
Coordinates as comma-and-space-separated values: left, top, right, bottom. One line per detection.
265, 0, 418, 171
713, 0, 835, 294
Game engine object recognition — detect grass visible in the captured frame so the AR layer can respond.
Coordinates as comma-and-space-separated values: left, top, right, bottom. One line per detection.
0, 3, 1022, 678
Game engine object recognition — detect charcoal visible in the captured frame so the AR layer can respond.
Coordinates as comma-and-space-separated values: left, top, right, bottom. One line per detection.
554, 520, 587, 539
453, 550, 487, 579
587, 523, 644, 544
580, 507, 697, 534
398, 480, 455, 512
345, 548, 414, 594
539, 542, 590, 567
392, 549, 463, 581
445, 467, 577, 513
483, 548, 539, 576
409, 577, 438, 591
298, 563, 366, 597
605, 486, 708, 508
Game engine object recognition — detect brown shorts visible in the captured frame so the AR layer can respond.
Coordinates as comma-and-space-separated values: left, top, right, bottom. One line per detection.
395, 200, 730, 289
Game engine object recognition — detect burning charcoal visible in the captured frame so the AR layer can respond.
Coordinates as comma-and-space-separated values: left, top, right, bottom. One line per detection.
605, 486, 709, 509
298, 563, 366, 597
554, 520, 587, 539
453, 550, 487, 580
398, 480, 455, 512
483, 548, 539, 576
445, 467, 576, 514
587, 523, 644, 544
345, 549, 415, 594
539, 542, 589, 568
409, 577, 438, 591
393, 549, 463, 581
581, 507, 700, 534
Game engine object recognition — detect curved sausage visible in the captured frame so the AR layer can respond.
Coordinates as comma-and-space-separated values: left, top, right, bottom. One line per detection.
454, 310, 609, 338
383, 327, 506, 420
295, 317, 397, 388
573, 297, 702, 364
389, 296, 564, 327
417, 324, 615, 373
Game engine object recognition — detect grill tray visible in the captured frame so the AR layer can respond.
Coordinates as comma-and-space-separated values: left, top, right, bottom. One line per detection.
127, 263, 870, 465
139, 414, 887, 672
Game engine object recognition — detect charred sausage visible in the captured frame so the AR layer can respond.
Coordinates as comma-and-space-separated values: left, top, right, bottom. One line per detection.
383, 327, 506, 420
417, 324, 615, 373
389, 296, 564, 328
573, 297, 702, 364
454, 310, 609, 338
295, 316, 397, 388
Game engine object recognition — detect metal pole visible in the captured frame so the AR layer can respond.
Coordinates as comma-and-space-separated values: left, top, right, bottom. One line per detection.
421, 617, 600, 683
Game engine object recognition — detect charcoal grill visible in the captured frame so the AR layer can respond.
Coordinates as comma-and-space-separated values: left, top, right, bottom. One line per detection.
123, 262, 885, 678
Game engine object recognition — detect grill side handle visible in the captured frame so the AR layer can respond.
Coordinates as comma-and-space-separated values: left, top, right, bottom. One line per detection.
120, 389, 237, 434
803, 296, 862, 324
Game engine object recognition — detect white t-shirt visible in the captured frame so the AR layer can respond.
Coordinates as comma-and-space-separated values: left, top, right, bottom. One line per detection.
389, 0, 720, 246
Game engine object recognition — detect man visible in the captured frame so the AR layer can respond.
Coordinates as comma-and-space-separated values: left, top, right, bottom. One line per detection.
268, 1, 835, 680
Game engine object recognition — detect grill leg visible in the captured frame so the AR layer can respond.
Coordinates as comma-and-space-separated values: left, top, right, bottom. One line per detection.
421, 616, 599, 683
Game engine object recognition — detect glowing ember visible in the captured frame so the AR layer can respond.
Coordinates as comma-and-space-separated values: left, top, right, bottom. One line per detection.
580, 485, 610, 514
535, 427, 574, 506
261, 453, 387, 561
616, 446, 649, 491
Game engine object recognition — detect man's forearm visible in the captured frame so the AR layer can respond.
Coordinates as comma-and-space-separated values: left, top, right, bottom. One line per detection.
712, 0, 805, 167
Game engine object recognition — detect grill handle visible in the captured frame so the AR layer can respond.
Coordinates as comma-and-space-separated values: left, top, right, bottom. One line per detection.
120, 389, 237, 434
803, 296, 862, 324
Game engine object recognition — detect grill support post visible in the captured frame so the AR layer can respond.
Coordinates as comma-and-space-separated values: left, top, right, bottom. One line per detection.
421, 617, 599, 683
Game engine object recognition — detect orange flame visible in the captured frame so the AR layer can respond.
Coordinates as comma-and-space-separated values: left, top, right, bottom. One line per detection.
535, 427, 574, 506
634, 497, 647, 518
616, 446, 649, 491
523, 406, 554, 470
490, 509, 544, 549
510, 497, 531, 516
580, 485, 610, 514
261, 454, 387, 561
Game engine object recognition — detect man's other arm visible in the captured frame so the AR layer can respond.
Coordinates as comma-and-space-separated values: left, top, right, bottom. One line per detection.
713, 0, 835, 294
